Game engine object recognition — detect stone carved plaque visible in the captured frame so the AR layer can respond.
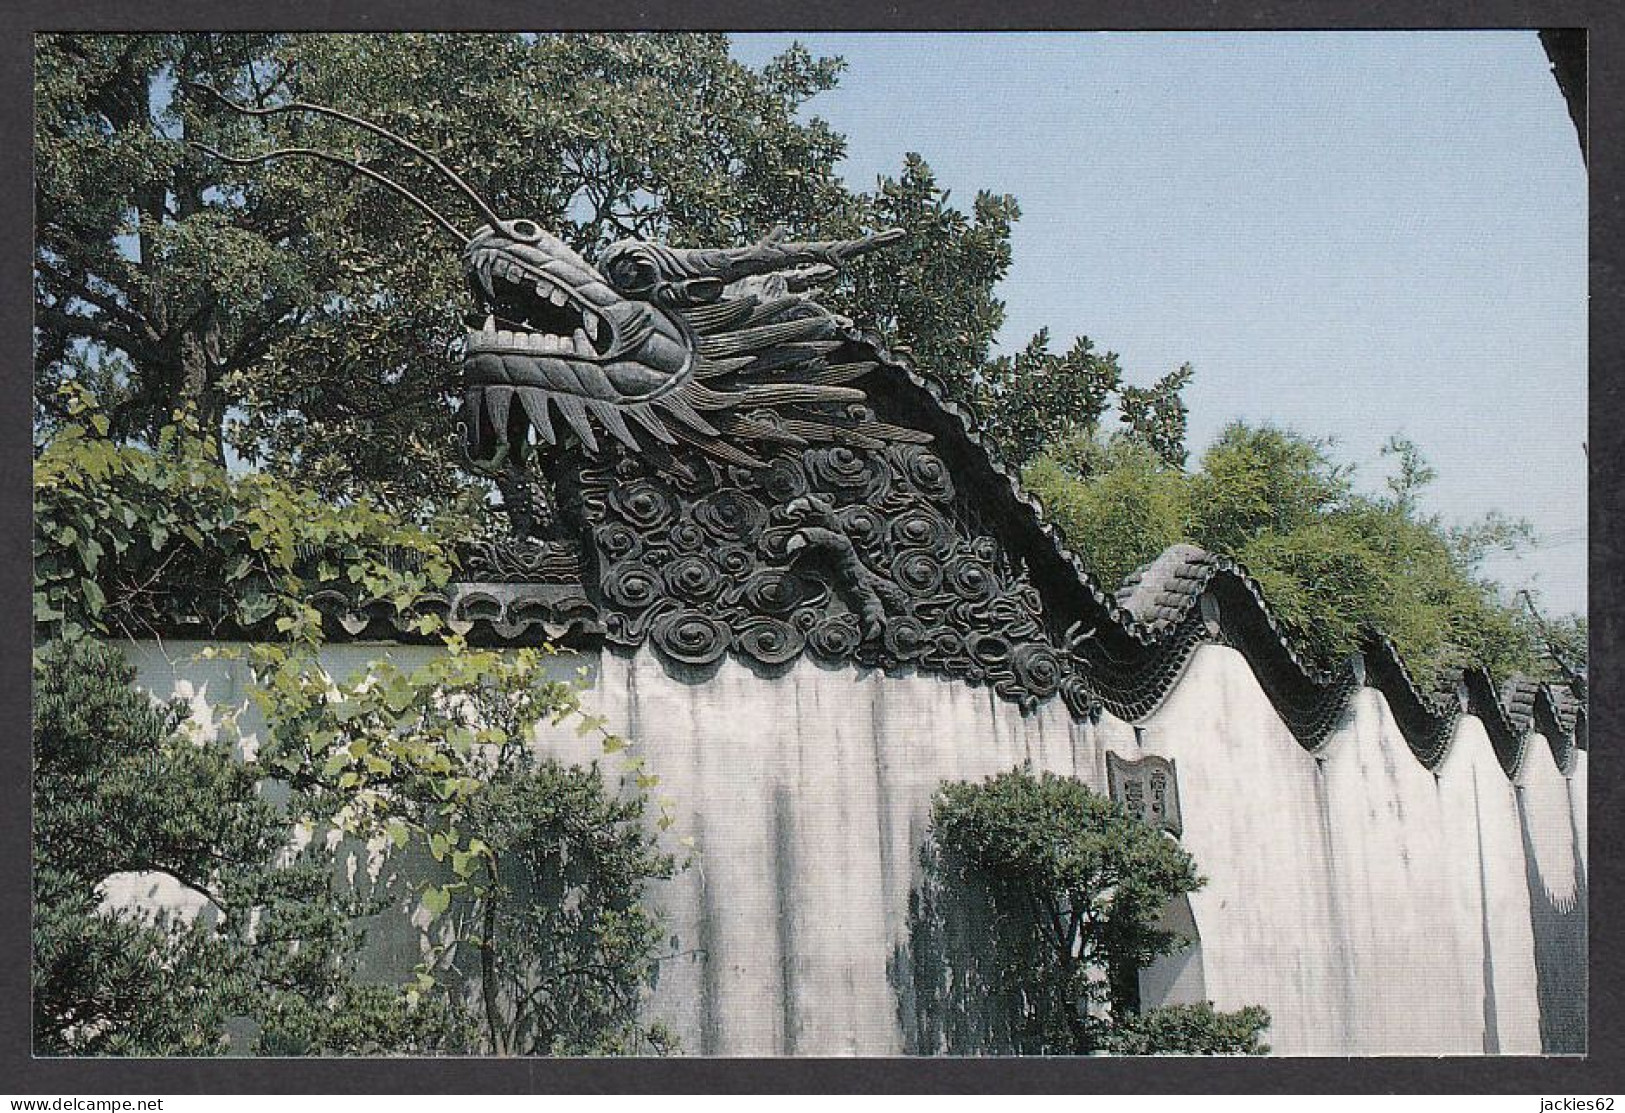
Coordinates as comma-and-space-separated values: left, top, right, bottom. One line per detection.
1106, 752, 1182, 836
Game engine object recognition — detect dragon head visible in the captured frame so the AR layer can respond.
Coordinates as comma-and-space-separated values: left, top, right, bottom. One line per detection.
460, 220, 697, 456
187, 85, 915, 474
458, 221, 911, 468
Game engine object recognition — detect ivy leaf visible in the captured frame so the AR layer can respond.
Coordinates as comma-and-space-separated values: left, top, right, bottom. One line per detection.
421, 885, 451, 918
428, 831, 451, 861
33, 591, 64, 622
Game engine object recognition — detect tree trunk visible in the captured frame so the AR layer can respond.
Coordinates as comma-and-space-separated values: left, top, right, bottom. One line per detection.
177, 309, 228, 462
480, 894, 508, 1055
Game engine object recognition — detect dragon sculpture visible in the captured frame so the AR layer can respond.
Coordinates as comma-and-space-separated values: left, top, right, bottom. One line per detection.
445, 211, 1092, 712
194, 88, 1586, 770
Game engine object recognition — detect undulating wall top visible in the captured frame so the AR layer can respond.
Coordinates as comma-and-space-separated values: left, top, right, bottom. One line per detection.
172, 100, 1590, 782
160, 292, 1584, 785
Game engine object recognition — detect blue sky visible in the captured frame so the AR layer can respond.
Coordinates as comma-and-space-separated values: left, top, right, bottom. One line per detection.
729, 31, 1587, 617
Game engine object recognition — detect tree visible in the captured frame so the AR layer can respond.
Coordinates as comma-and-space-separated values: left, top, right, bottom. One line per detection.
836, 154, 1018, 404
457, 756, 678, 1054
1023, 421, 1570, 684
1116, 361, 1193, 468
37, 32, 1183, 512
1519, 589, 1588, 692
1022, 433, 1190, 590
923, 767, 1269, 1055
970, 329, 1123, 468
243, 639, 680, 1056
35, 34, 282, 453
34, 401, 679, 1055
35, 34, 853, 508
32, 636, 471, 1055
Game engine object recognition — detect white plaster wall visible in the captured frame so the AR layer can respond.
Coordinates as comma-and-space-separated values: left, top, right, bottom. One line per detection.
1571, 750, 1589, 877
1136, 646, 1559, 1054
1130, 645, 1352, 1054
1432, 718, 1542, 1053
585, 649, 1122, 1055
121, 637, 1582, 1057
1516, 735, 1588, 1052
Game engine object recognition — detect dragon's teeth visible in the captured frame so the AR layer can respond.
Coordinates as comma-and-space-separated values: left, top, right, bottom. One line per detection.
482, 314, 496, 333
583, 314, 599, 341
573, 329, 590, 355
498, 329, 515, 346
549, 286, 568, 307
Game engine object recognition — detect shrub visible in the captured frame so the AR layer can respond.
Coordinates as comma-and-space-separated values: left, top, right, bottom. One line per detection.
926, 767, 1269, 1055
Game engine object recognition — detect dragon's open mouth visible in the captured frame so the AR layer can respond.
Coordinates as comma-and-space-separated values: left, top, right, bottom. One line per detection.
456, 222, 910, 470
466, 246, 615, 359
458, 235, 700, 458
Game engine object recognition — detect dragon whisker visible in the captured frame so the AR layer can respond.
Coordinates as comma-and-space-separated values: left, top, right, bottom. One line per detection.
190, 143, 469, 244
187, 81, 506, 235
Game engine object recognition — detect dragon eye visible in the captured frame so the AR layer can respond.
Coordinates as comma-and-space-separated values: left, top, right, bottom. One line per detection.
509, 220, 539, 240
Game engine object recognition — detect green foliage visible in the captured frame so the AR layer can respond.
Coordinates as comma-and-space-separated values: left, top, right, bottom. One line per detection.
1117, 362, 1194, 469
1518, 594, 1587, 688
34, 33, 856, 511
33, 389, 678, 1057
1025, 421, 1572, 685
838, 155, 1018, 399
459, 757, 679, 1055
240, 638, 678, 1055
33, 637, 234, 1054
972, 330, 1123, 468
37, 31, 1189, 498
1381, 434, 1438, 515
34, 386, 455, 646
1023, 434, 1190, 589
1185, 424, 1352, 555
1100, 1002, 1271, 1056
32, 636, 470, 1055
927, 767, 1267, 1055
35, 394, 449, 868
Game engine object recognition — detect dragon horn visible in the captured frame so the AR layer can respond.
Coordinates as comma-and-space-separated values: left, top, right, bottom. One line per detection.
186, 81, 506, 235
646, 227, 907, 287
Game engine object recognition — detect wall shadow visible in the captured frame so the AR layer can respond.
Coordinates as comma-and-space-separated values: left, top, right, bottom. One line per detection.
1516, 789, 1588, 1053
889, 841, 1076, 1056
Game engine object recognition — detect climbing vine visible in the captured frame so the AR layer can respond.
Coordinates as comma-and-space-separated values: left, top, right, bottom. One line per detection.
34, 384, 454, 646
34, 389, 682, 1054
